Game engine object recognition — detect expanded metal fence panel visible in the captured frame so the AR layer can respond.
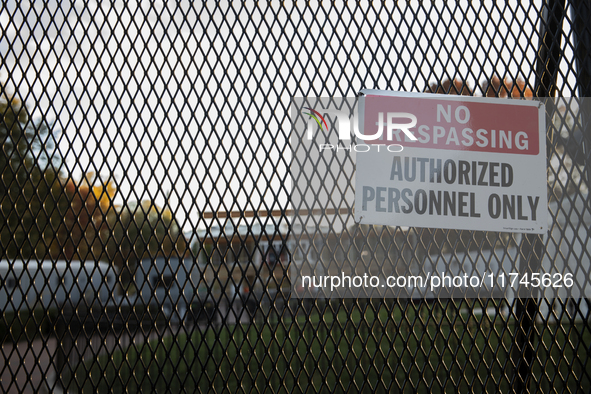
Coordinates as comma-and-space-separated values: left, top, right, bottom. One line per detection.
0, 1, 590, 393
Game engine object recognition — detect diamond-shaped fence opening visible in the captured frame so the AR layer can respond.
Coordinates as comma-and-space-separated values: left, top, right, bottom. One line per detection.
0, 1, 590, 393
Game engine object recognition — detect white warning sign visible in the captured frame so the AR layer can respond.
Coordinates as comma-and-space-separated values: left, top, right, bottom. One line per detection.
355, 90, 547, 234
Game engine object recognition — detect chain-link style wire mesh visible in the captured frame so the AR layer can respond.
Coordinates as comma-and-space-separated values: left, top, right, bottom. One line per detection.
0, 1, 590, 393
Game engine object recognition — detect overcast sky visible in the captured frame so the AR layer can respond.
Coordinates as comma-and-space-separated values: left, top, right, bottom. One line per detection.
0, 1, 577, 231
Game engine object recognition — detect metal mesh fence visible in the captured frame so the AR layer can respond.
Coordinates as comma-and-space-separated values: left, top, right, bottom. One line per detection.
0, 1, 590, 393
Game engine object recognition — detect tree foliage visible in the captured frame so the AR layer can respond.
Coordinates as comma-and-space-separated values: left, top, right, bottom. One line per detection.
1, 84, 188, 270
425, 76, 533, 97
0, 86, 63, 259
55, 173, 187, 268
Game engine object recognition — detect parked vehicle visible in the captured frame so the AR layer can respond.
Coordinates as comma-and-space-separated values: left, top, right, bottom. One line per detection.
0, 260, 117, 313
135, 257, 202, 322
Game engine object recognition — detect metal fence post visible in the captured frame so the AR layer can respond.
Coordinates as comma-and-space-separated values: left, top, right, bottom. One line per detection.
512, 1, 566, 393
570, 0, 591, 96
513, 235, 545, 394
570, 0, 591, 190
